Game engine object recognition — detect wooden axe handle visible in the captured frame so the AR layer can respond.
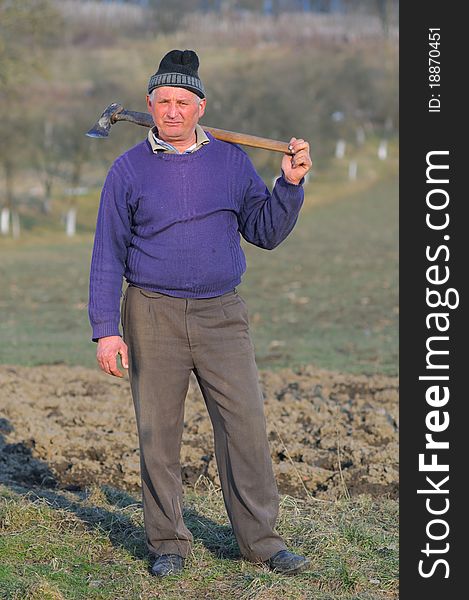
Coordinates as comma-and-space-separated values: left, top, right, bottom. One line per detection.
202, 126, 292, 155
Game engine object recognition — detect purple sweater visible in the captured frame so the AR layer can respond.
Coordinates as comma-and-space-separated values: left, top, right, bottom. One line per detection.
88, 133, 304, 341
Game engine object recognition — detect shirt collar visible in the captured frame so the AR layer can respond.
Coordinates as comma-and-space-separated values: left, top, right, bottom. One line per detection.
148, 124, 210, 154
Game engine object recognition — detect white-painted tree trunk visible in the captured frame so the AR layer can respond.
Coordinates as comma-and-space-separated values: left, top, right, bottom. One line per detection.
348, 160, 358, 180
378, 140, 388, 160
0, 207, 10, 235
335, 139, 346, 159
65, 208, 77, 237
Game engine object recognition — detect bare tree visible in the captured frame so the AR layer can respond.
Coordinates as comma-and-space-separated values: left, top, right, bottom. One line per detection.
0, 0, 62, 236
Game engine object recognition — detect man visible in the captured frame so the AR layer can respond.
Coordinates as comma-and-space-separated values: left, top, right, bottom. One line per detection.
89, 49, 312, 577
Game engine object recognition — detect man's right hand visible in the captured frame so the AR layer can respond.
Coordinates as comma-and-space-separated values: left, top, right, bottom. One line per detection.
96, 336, 129, 378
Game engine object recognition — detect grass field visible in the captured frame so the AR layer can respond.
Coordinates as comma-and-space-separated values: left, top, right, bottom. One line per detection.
0, 481, 398, 600
0, 175, 397, 375
1, 163, 398, 599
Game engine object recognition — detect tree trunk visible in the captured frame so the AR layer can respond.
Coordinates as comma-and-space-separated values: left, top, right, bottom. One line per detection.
348, 160, 358, 181
0, 208, 10, 235
11, 211, 20, 239
4, 159, 14, 211
335, 139, 346, 159
65, 207, 77, 237
376, 0, 389, 36
2, 160, 15, 236
378, 140, 388, 160
42, 177, 53, 214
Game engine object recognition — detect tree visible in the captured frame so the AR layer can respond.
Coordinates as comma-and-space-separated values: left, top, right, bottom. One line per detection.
0, 0, 62, 236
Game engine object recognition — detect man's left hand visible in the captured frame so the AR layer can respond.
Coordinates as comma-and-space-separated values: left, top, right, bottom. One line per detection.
281, 137, 312, 185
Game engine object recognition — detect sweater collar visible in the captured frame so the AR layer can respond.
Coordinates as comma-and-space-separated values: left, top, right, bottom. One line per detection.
147, 124, 210, 154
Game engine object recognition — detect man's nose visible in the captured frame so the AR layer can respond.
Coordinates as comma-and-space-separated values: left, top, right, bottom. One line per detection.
166, 102, 179, 118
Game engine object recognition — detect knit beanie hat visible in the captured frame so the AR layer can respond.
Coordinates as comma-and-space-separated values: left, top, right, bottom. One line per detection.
148, 49, 205, 99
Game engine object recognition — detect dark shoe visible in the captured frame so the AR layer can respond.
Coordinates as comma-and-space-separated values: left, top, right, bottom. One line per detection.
266, 549, 310, 575
151, 554, 185, 577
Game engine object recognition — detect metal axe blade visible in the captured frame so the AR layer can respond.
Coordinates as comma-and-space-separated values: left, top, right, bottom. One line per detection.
86, 103, 125, 138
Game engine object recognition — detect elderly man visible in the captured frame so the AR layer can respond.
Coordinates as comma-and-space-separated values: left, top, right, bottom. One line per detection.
89, 49, 312, 577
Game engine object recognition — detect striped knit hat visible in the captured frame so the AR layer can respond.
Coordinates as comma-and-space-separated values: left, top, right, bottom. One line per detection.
148, 49, 205, 99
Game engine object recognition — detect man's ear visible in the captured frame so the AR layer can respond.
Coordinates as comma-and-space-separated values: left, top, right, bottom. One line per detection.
199, 98, 206, 117
146, 94, 152, 108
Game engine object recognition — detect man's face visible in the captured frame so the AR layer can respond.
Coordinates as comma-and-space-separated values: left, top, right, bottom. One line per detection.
146, 86, 206, 144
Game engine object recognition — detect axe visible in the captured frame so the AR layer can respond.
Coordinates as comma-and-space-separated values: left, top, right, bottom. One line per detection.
86, 103, 293, 155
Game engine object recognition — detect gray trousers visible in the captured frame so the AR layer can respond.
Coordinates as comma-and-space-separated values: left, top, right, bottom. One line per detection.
121, 284, 287, 562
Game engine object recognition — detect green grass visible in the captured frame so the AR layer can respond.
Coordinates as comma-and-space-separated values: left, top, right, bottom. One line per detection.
0, 481, 398, 600
0, 175, 397, 375
243, 175, 398, 374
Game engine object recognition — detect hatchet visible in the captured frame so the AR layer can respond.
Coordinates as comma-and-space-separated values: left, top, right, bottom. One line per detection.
86, 103, 293, 154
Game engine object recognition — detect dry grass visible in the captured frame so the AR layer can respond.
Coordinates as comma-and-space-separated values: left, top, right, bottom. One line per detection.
0, 480, 398, 599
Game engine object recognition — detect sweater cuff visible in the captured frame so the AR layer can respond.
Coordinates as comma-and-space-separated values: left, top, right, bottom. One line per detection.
91, 322, 122, 343
280, 170, 305, 187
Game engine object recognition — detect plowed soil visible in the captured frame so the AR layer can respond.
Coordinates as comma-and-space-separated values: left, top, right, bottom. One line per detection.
0, 365, 398, 500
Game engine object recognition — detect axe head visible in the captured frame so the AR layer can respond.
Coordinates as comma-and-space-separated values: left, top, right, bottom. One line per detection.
86, 103, 124, 138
